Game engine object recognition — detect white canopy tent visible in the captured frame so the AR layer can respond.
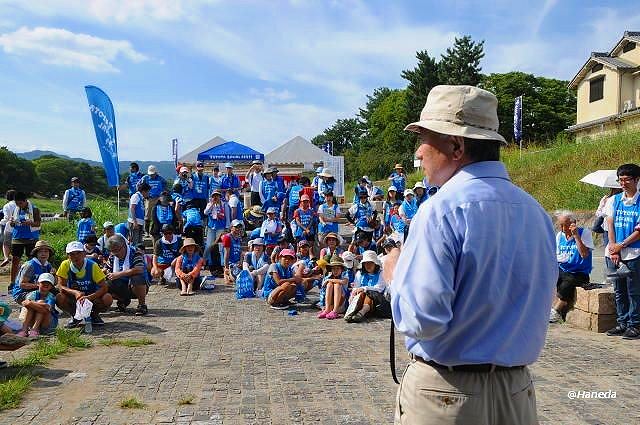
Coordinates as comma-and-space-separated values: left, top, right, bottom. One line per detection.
266, 136, 345, 196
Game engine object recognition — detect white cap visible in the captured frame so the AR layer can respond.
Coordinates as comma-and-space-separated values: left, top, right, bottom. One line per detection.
179, 166, 189, 173
37, 272, 55, 284
341, 251, 356, 268
413, 181, 426, 189
388, 186, 397, 192
147, 165, 158, 174
404, 189, 415, 197
224, 162, 234, 168
65, 241, 85, 253
360, 250, 381, 266
231, 219, 243, 228
103, 221, 114, 228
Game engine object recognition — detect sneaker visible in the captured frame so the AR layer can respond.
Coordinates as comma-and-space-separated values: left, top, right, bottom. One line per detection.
622, 326, 640, 340
349, 312, 365, 323
606, 325, 627, 336
65, 318, 82, 329
135, 304, 148, 316
116, 301, 128, 313
0, 258, 10, 267
90, 313, 105, 326
270, 303, 291, 310
549, 309, 562, 323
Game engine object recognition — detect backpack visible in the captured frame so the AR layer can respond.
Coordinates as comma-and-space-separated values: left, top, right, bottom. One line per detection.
235, 270, 256, 299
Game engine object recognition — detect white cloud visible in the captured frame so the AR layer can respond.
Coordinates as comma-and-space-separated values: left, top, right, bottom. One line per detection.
1, 0, 200, 24
0, 26, 148, 72
249, 88, 296, 102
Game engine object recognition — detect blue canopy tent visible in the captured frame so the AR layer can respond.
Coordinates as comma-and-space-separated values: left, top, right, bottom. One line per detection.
197, 141, 264, 162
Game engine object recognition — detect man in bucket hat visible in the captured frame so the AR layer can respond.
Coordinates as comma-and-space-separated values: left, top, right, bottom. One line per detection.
388, 85, 557, 425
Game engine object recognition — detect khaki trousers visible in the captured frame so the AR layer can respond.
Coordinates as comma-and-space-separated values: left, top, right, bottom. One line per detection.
395, 359, 538, 425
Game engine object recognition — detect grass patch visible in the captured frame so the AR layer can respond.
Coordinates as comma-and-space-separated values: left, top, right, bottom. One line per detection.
0, 374, 35, 411
120, 396, 145, 409
99, 337, 155, 348
177, 394, 195, 405
55, 328, 92, 349
1, 329, 92, 411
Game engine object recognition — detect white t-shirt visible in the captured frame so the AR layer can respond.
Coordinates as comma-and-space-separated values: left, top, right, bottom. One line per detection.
248, 172, 263, 192
604, 192, 640, 260
128, 192, 145, 225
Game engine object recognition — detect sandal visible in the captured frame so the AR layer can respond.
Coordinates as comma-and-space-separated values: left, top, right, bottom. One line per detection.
317, 311, 328, 319
326, 311, 340, 320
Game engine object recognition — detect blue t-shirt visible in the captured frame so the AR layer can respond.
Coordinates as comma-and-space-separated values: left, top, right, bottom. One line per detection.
141, 174, 167, 198
77, 217, 96, 243
26, 290, 58, 317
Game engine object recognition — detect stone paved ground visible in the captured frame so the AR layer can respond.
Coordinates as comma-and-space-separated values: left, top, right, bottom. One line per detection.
1, 275, 639, 425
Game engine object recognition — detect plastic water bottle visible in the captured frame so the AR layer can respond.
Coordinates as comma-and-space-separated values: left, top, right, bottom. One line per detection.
84, 317, 92, 334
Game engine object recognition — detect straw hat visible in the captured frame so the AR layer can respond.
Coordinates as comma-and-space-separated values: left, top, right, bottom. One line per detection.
394, 163, 403, 169
322, 232, 344, 245
404, 85, 507, 144
31, 240, 55, 257
360, 250, 381, 267
179, 238, 199, 253
249, 205, 264, 218
329, 255, 345, 268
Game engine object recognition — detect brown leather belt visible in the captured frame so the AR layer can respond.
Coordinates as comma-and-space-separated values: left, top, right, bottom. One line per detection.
412, 355, 525, 373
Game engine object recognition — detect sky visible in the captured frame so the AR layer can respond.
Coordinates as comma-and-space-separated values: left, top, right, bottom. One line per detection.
0, 0, 639, 162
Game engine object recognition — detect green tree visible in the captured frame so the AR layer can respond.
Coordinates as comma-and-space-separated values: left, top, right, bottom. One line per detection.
479, 72, 576, 144
310, 118, 364, 156
439, 35, 485, 86
0, 147, 37, 193
351, 89, 414, 180
401, 50, 441, 122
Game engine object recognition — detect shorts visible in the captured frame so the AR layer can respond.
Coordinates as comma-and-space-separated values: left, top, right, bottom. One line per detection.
108, 275, 148, 301
556, 269, 589, 302
11, 240, 36, 258
296, 233, 315, 243
42, 315, 59, 333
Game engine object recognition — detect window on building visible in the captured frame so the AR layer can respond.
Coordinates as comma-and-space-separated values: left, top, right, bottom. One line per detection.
623, 42, 636, 53
591, 63, 603, 73
590, 76, 604, 103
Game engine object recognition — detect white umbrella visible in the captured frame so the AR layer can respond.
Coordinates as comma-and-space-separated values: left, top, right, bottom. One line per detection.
579, 170, 620, 188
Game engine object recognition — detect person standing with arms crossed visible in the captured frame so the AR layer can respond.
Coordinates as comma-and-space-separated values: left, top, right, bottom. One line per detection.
388, 85, 557, 425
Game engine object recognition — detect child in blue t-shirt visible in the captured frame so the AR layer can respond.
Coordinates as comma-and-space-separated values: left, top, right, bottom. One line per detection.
16, 273, 58, 337
77, 207, 96, 243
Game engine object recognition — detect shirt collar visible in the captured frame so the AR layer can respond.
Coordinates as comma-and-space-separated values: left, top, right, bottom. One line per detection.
442, 161, 510, 189
622, 190, 640, 205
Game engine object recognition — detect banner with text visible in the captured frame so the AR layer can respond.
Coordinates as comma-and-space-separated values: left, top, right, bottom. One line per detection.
85, 85, 119, 187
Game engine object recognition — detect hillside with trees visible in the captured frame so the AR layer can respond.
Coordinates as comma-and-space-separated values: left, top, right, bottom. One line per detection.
312, 35, 577, 180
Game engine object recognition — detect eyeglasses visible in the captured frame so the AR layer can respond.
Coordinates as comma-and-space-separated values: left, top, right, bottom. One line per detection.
617, 177, 638, 184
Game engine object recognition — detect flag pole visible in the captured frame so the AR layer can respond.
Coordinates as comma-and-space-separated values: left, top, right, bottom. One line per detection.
117, 187, 120, 218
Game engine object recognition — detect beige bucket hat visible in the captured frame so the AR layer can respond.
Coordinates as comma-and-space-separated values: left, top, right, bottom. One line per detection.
179, 238, 199, 253
404, 85, 507, 145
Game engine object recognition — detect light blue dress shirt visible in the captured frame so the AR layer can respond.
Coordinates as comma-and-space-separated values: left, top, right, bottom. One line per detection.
391, 161, 558, 366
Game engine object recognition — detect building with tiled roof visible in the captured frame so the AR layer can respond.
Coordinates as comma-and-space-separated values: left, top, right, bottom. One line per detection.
567, 31, 640, 139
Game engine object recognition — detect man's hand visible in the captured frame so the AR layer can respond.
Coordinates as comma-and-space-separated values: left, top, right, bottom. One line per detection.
611, 252, 621, 267
569, 223, 578, 237
608, 243, 623, 255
